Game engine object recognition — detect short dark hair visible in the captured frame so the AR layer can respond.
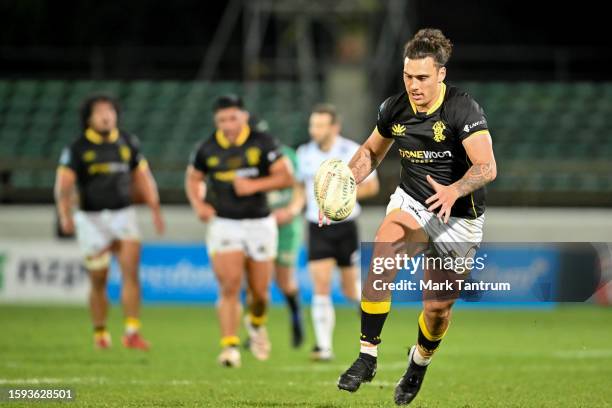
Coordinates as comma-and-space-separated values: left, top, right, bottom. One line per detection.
403, 28, 453, 67
80, 94, 120, 130
311, 103, 340, 124
213, 94, 244, 112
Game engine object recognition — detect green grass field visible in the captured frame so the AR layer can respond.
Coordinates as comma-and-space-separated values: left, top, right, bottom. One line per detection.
0, 304, 611, 407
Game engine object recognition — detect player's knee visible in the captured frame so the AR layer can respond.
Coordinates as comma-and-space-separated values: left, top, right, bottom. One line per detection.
250, 286, 269, 304
121, 269, 140, 285
220, 283, 241, 299
90, 273, 107, 291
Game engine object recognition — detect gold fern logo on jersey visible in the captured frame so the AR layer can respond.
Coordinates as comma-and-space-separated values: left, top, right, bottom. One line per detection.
119, 145, 131, 162
432, 121, 446, 142
207, 156, 220, 168
82, 150, 96, 162
391, 123, 406, 136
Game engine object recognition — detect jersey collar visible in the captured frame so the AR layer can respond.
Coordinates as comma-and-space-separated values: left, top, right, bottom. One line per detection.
408, 82, 447, 116
85, 128, 119, 144
215, 125, 250, 149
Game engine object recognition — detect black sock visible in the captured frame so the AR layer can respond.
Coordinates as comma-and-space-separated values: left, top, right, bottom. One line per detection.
360, 310, 389, 345
285, 291, 300, 320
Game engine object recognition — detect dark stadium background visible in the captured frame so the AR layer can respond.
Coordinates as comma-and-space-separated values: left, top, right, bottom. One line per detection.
1, 0, 612, 206
1, 2, 611, 407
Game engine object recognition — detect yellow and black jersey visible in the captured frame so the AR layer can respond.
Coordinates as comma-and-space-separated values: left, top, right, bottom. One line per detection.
58, 128, 147, 212
377, 83, 490, 219
189, 126, 284, 220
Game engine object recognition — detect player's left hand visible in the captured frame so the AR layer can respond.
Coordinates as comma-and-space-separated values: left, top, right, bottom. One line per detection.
233, 177, 258, 196
425, 175, 459, 224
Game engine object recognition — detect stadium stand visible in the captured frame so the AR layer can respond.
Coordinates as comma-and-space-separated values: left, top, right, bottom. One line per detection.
1, 80, 611, 204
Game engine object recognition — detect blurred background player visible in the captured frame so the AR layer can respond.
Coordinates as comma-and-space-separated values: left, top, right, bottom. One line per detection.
250, 116, 306, 349
267, 143, 306, 348
336, 29, 497, 405
295, 104, 379, 361
185, 95, 293, 367
54, 94, 165, 351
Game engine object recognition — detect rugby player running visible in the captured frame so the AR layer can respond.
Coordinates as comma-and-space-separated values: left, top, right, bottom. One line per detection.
333, 29, 497, 405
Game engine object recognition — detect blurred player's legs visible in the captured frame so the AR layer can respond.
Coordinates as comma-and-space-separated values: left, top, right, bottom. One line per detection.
274, 249, 304, 347
244, 258, 273, 360
87, 252, 111, 349
114, 239, 150, 350
208, 215, 277, 365
212, 250, 245, 367
309, 258, 336, 360
308, 221, 359, 361
75, 208, 149, 351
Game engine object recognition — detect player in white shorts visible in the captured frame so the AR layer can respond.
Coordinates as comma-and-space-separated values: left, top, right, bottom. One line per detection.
55, 94, 165, 351
295, 104, 379, 361
335, 29, 497, 405
185, 95, 294, 367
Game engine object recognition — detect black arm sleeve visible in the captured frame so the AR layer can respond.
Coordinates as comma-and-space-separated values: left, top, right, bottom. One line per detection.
189, 143, 208, 173
58, 144, 79, 172
126, 135, 147, 170
260, 133, 284, 170
448, 94, 489, 141
376, 97, 395, 139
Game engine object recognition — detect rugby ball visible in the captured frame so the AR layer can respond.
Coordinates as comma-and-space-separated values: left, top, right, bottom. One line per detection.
314, 158, 357, 221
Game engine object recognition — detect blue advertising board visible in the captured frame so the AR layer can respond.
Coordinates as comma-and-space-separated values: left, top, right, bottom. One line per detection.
108, 242, 561, 307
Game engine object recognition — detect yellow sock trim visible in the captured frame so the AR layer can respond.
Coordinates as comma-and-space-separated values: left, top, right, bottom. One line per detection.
125, 317, 141, 331
220, 336, 240, 347
418, 311, 447, 341
249, 313, 267, 326
361, 300, 391, 314
94, 330, 109, 340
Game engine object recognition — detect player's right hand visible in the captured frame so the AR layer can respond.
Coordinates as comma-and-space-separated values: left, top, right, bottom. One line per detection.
196, 203, 216, 222
60, 216, 75, 235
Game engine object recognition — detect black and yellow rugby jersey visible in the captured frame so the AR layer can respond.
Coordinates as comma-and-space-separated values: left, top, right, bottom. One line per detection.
377, 83, 490, 219
189, 125, 284, 220
58, 128, 147, 212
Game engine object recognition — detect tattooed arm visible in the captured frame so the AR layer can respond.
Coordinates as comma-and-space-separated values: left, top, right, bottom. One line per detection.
348, 127, 394, 184
455, 132, 497, 195
425, 132, 496, 223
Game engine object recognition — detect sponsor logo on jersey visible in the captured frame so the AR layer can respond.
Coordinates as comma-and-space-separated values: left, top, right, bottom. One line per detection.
432, 121, 446, 142
398, 148, 452, 163
213, 167, 260, 182
391, 123, 406, 136
87, 162, 130, 175
463, 119, 486, 133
